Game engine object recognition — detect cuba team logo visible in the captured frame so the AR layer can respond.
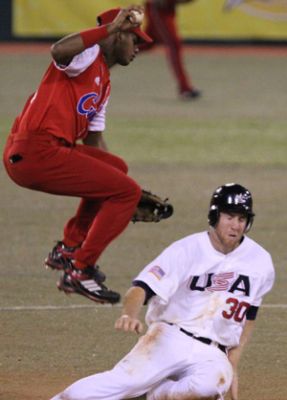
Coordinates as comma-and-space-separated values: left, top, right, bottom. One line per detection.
224, 0, 287, 21
77, 92, 100, 121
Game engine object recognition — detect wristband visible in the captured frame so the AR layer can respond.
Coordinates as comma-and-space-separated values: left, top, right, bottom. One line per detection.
80, 25, 109, 49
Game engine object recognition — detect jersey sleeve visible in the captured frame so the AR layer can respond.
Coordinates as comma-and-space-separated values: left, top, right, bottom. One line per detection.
88, 98, 109, 132
133, 244, 188, 303
133, 280, 156, 304
54, 45, 100, 78
246, 305, 259, 320
252, 254, 275, 307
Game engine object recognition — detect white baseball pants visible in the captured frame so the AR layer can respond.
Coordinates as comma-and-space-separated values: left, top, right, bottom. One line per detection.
50, 322, 233, 400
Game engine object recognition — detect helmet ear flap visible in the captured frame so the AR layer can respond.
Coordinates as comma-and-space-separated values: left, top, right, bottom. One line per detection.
245, 214, 254, 233
208, 205, 219, 227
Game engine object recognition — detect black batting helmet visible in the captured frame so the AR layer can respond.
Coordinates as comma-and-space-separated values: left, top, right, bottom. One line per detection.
208, 183, 255, 232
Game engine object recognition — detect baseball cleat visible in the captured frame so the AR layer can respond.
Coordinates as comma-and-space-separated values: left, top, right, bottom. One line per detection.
57, 263, 119, 304
45, 243, 107, 283
179, 88, 202, 100
45, 241, 77, 270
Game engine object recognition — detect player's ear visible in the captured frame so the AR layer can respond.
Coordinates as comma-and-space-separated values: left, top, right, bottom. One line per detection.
117, 31, 125, 43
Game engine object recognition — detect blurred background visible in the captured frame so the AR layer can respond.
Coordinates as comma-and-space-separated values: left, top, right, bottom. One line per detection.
1, 0, 287, 43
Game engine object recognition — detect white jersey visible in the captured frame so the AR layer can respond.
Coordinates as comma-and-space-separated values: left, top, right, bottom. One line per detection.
135, 231, 275, 348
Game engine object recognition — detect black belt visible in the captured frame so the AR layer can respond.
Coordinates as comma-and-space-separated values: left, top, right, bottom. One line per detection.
179, 328, 227, 354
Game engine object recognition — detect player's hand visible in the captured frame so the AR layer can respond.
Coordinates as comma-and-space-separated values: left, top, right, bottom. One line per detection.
108, 6, 144, 34
115, 314, 144, 334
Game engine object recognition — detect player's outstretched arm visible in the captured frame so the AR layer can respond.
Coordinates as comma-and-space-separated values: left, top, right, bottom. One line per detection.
228, 320, 256, 400
115, 286, 146, 334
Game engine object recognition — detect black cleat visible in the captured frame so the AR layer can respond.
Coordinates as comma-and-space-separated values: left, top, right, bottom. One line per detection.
45, 241, 77, 271
179, 88, 202, 100
57, 261, 119, 304
45, 243, 106, 282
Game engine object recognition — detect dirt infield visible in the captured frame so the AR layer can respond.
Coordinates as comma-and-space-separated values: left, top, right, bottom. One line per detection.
1, 163, 287, 400
1, 47, 287, 400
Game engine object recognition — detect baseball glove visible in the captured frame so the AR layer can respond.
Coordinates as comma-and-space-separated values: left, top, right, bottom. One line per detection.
132, 190, 174, 223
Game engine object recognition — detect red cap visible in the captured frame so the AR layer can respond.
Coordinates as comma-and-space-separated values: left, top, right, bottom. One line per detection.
97, 8, 153, 44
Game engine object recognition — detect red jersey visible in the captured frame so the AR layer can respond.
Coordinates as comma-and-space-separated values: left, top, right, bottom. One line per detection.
13, 45, 110, 144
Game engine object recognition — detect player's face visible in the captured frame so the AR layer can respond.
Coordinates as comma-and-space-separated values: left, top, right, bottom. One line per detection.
211, 212, 247, 254
114, 32, 139, 66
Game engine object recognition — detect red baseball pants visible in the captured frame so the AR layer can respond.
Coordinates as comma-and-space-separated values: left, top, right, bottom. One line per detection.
3, 132, 142, 267
144, 2, 193, 93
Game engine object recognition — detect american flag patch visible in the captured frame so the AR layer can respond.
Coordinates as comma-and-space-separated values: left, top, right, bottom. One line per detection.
148, 265, 165, 280
206, 272, 235, 292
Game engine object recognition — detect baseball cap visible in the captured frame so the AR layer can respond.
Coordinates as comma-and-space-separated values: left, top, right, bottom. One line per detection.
97, 8, 153, 44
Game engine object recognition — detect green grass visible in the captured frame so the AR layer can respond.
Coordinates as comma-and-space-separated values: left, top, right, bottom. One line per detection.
107, 117, 287, 164
1, 51, 287, 166
2, 114, 286, 165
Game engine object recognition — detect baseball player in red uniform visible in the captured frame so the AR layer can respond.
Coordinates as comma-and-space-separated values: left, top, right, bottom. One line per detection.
50, 183, 275, 400
144, 0, 201, 99
3, 6, 152, 305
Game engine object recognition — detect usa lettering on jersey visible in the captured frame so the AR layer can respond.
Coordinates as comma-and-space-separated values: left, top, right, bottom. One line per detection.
206, 272, 235, 292
190, 273, 250, 296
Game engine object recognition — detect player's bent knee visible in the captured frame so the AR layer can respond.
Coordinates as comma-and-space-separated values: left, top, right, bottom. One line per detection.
190, 374, 231, 399
110, 153, 129, 174
101, 151, 129, 174
114, 157, 129, 174
126, 179, 142, 204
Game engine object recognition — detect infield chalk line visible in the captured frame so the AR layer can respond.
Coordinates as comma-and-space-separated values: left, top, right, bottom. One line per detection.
0, 304, 119, 311
0, 303, 287, 312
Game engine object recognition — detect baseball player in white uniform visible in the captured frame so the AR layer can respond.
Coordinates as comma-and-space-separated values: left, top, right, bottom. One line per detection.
51, 183, 275, 400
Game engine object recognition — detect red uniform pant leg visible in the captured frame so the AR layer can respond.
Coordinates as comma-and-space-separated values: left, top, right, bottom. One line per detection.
63, 143, 129, 247
63, 199, 102, 247
3, 134, 141, 266
145, 2, 192, 93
